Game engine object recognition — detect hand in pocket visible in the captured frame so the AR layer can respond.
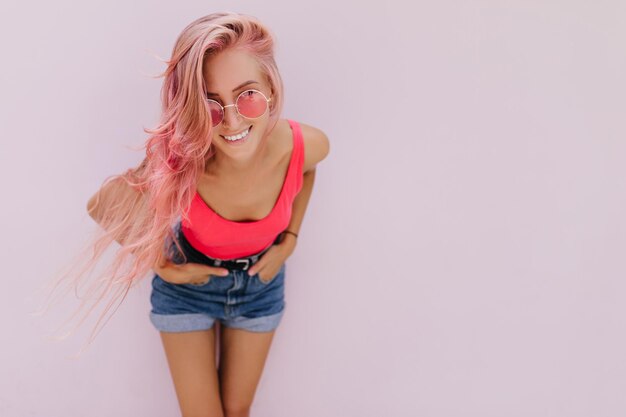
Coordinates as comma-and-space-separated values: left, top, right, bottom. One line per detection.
153, 259, 229, 285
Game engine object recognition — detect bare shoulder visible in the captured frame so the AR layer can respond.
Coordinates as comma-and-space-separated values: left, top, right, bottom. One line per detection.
295, 121, 330, 173
271, 119, 330, 173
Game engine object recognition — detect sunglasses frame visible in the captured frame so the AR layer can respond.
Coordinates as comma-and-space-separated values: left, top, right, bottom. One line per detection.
205, 89, 273, 127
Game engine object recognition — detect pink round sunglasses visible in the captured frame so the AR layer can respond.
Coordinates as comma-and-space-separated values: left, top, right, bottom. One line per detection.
205, 89, 272, 127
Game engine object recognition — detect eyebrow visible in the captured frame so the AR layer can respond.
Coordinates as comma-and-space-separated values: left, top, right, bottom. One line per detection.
206, 80, 259, 96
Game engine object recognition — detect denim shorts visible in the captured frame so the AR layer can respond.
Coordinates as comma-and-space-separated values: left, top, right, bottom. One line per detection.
149, 227, 286, 333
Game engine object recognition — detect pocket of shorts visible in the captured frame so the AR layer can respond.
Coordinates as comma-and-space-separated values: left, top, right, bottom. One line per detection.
188, 276, 212, 286
255, 263, 285, 285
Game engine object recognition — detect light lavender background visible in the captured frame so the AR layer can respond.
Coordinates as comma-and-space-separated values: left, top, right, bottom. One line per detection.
1, 1, 625, 416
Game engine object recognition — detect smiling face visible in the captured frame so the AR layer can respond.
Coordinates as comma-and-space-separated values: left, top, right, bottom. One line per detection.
203, 48, 274, 166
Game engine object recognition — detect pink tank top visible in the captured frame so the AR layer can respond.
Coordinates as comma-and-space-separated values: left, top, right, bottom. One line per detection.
181, 119, 304, 260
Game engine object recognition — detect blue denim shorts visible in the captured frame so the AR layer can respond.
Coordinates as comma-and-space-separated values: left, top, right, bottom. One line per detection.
149, 227, 286, 333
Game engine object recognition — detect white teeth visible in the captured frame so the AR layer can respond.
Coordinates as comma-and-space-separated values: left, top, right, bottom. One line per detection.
223, 127, 250, 141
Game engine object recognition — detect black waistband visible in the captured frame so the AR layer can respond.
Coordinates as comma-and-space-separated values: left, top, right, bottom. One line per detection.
175, 229, 280, 271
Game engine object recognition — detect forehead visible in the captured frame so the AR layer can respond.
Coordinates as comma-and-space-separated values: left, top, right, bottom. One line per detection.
203, 49, 264, 92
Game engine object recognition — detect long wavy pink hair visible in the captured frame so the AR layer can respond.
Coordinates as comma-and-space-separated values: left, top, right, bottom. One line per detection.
32, 11, 284, 355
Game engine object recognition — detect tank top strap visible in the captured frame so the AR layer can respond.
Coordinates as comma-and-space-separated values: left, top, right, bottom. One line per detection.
287, 119, 304, 181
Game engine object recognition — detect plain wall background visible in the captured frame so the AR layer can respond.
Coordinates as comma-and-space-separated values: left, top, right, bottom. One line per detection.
1, 1, 625, 416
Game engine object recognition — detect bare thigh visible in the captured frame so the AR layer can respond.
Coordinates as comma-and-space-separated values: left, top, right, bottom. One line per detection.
218, 327, 277, 415
160, 326, 224, 417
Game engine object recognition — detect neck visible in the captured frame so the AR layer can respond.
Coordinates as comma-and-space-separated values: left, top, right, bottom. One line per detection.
206, 140, 269, 178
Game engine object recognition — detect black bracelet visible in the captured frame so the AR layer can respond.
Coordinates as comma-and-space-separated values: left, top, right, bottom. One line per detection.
282, 230, 298, 239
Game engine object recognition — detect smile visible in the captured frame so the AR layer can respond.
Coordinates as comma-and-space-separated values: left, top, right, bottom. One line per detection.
221, 126, 251, 141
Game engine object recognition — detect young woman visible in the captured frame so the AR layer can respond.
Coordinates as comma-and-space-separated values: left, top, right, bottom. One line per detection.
45, 11, 329, 417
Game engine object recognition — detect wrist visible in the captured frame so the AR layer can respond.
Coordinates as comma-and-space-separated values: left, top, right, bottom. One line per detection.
282, 229, 298, 240
278, 232, 297, 256
280, 230, 297, 244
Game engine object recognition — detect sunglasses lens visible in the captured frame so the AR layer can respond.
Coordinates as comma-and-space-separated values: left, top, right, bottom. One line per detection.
237, 90, 268, 119
207, 101, 223, 127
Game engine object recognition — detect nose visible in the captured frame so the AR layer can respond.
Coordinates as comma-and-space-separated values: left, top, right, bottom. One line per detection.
222, 103, 242, 128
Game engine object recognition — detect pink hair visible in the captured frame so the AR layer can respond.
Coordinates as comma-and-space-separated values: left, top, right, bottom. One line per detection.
32, 11, 285, 355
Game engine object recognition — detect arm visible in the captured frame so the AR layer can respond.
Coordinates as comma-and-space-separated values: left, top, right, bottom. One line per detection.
278, 124, 331, 255
87, 156, 148, 219
278, 168, 316, 256
86, 158, 150, 247
245, 124, 329, 277
87, 177, 144, 224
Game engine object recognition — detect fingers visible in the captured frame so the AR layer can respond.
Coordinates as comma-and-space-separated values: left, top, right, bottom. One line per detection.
257, 268, 274, 282
181, 263, 229, 277
156, 261, 230, 285
247, 261, 263, 276
209, 266, 230, 276
175, 263, 230, 284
